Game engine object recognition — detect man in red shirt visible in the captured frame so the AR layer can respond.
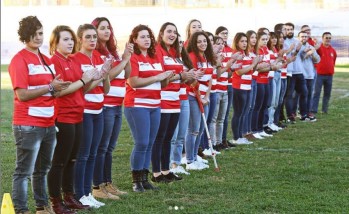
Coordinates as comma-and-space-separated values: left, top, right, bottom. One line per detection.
312, 32, 337, 114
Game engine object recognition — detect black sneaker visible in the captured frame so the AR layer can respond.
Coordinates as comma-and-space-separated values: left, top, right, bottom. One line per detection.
277, 122, 287, 128
164, 172, 182, 181
225, 141, 237, 148
213, 144, 222, 151
264, 126, 276, 134
151, 174, 171, 183
300, 115, 310, 122
220, 141, 230, 149
307, 113, 317, 122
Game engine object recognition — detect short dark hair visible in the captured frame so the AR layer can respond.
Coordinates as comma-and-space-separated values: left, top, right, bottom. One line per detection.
322, 32, 332, 37
285, 22, 294, 29
298, 31, 307, 36
18, 16, 42, 43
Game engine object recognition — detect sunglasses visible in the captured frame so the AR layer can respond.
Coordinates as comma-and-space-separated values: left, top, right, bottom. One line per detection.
325, 37, 332, 39
220, 32, 229, 35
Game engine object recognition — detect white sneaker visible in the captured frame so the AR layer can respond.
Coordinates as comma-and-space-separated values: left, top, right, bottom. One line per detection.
88, 193, 105, 206
170, 165, 190, 175
252, 133, 264, 139
259, 131, 273, 137
196, 155, 208, 164
194, 160, 209, 169
202, 149, 212, 156
234, 138, 253, 145
269, 123, 281, 131
180, 156, 187, 165
186, 162, 204, 170
79, 195, 100, 208
242, 138, 253, 144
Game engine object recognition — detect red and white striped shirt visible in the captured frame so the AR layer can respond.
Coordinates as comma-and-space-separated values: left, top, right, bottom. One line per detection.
216, 45, 233, 92
51, 52, 85, 123
71, 51, 105, 114
188, 52, 213, 98
179, 64, 189, 101
156, 45, 182, 113
104, 60, 126, 107
257, 46, 270, 84
232, 50, 253, 90
124, 53, 164, 108
281, 53, 287, 79
9, 49, 56, 127
268, 47, 278, 79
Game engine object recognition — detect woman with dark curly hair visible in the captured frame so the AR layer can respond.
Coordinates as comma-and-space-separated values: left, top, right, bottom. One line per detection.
124, 24, 173, 192
185, 31, 216, 170
9, 16, 71, 214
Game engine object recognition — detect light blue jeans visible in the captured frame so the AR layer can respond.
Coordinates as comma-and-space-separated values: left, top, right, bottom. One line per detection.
93, 106, 122, 186
170, 100, 190, 165
209, 92, 228, 145
12, 125, 56, 213
124, 107, 161, 170
185, 95, 209, 163
268, 71, 282, 125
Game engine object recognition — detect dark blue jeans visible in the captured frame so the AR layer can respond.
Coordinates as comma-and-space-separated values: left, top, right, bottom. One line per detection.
242, 79, 257, 135
201, 92, 218, 150
222, 85, 233, 141
286, 74, 308, 117
252, 83, 269, 132
232, 89, 250, 140
124, 107, 161, 171
74, 112, 104, 199
48, 122, 82, 197
152, 113, 179, 173
93, 106, 122, 186
312, 75, 333, 114
12, 125, 56, 213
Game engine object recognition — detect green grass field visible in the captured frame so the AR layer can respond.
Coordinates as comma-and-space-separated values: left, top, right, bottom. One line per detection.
1, 65, 349, 213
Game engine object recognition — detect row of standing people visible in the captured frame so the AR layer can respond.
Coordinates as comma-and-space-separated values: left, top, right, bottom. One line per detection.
9, 15, 336, 214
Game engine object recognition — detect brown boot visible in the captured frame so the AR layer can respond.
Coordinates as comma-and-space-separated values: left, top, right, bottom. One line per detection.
63, 192, 90, 210
105, 182, 128, 195
49, 196, 76, 214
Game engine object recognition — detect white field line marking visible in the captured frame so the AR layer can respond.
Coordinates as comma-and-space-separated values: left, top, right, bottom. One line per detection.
245, 147, 349, 153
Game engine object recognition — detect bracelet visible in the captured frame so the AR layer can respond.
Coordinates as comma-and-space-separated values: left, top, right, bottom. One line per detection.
178, 73, 182, 81
48, 83, 55, 95
79, 79, 86, 86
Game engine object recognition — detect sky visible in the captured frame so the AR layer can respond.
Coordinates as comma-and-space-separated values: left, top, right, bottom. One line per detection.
1, 3, 348, 63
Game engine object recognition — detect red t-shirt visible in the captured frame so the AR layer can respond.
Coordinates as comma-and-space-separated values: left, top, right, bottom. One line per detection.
124, 53, 164, 108
103, 60, 126, 107
51, 52, 85, 123
188, 52, 213, 98
217, 45, 233, 90
232, 50, 253, 90
156, 45, 182, 113
257, 46, 270, 84
316, 44, 337, 76
71, 51, 105, 114
9, 49, 56, 127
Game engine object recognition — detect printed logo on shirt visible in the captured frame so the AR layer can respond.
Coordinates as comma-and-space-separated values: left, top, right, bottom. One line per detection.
81, 64, 94, 72
28, 64, 56, 75
163, 56, 181, 65
138, 62, 162, 71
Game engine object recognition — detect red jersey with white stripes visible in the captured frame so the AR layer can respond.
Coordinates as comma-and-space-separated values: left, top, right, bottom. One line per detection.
52, 52, 85, 123
156, 45, 182, 113
179, 65, 189, 101
103, 60, 126, 107
9, 49, 56, 127
268, 47, 278, 79
188, 52, 213, 98
249, 51, 258, 80
257, 46, 270, 84
124, 53, 164, 108
216, 45, 233, 91
71, 51, 105, 114
232, 50, 253, 90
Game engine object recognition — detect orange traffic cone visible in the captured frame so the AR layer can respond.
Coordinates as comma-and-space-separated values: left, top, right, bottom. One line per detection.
1, 193, 15, 214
